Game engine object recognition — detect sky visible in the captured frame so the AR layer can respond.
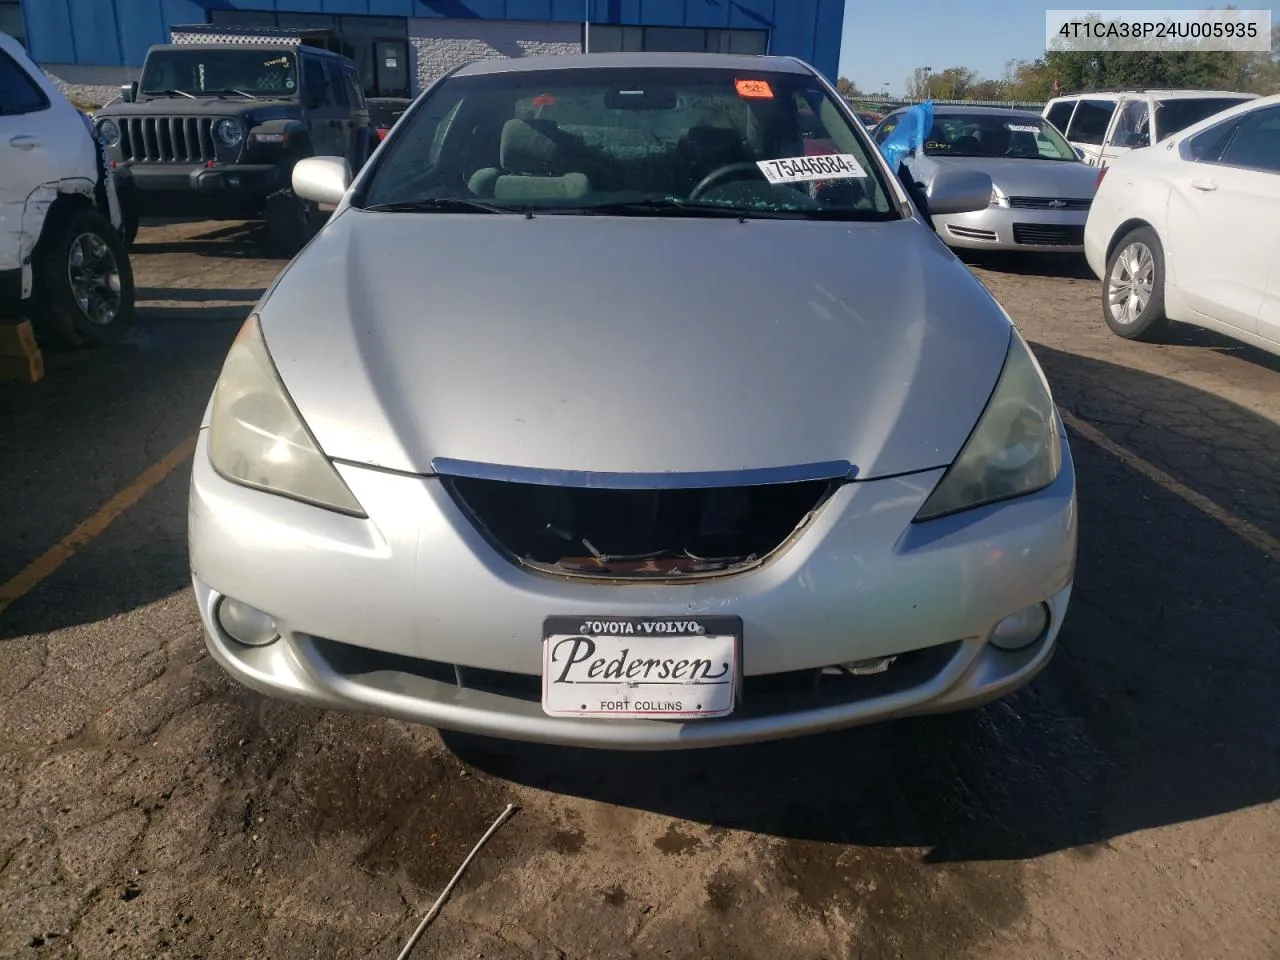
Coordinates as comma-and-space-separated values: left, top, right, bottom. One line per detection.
837, 0, 1280, 96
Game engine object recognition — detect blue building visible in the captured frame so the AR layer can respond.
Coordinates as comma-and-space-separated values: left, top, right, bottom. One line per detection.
3, 1, 845, 104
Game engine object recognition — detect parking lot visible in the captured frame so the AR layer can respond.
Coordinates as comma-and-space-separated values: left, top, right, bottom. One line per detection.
1, 219, 1277, 959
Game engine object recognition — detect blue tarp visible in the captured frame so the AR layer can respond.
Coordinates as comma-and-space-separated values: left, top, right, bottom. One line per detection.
877, 101, 934, 169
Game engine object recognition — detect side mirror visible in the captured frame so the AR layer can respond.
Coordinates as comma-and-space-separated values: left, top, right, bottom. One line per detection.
1074, 146, 1086, 160
293, 156, 351, 205
120, 81, 138, 103
926, 168, 993, 216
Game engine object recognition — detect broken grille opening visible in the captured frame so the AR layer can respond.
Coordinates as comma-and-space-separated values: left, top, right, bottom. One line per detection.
443, 476, 836, 580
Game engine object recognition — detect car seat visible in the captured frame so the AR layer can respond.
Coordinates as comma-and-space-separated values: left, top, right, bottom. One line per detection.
677, 126, 750, 191
467, 118, 591, 202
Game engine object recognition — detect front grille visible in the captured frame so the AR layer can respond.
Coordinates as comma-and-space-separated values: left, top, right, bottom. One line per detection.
443, 475, 836, 581
1012, 222, 1085, 246
947, 225, 998, 241
309, 636, 965, 718
1007, 196, 1092, 210
120, 117, 216, 162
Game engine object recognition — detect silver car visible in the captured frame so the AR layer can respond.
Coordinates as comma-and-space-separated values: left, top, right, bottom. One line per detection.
190, 53, 1077, 750
874, 105, 1100, 253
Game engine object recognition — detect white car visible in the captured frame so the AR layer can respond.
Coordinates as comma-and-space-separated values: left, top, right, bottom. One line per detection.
1084, 93, 1280, 356
1043, 90, 1258, 168
0, 30, 133, 346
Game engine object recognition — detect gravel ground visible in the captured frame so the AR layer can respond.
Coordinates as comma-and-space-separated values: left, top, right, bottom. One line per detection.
0, 222, 1276, 960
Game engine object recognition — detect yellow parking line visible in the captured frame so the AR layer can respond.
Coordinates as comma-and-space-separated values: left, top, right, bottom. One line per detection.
0, 433, 198, 617
1060, 409, 1279, 560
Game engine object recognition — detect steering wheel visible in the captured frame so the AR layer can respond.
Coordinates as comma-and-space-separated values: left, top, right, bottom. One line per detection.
690, 161, 766, 199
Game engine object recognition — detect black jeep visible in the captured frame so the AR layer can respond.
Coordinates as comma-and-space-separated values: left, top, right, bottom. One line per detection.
95, 43, 373, 254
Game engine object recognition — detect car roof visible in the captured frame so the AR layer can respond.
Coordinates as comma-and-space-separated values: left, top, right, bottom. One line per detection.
145, 42, 347, 59
878, 103, 1045, 122
929, 104, 1045, 119
1047, 90, 1259, 101
452, 51, 814, 77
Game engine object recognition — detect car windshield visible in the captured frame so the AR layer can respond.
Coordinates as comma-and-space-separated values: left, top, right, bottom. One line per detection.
1155, 97, 1254, 141
922, 113, 1078, 161
357, 66, 897, 220
139, 49, 298, 98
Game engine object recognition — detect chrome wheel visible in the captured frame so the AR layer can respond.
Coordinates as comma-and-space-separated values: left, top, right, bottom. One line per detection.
67, 232, 123, 326
1107, 241, 1155, 326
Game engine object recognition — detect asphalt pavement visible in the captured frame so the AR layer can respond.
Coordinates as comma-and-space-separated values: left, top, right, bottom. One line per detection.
0, 222, 1276, 960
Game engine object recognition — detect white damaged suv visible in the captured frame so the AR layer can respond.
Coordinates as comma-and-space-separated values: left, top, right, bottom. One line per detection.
0, 30, 134, 346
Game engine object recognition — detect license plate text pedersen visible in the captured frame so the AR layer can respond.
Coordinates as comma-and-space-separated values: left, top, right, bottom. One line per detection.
541, 616, 741, 719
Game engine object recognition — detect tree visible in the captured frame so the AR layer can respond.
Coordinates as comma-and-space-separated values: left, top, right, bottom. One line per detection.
932, 66, 979, 99
836, 77, 861, 98
1041, 11, 1278, 95
904, 66, 931, 99
968, 79, 1007, 101
904, 65, 981, 100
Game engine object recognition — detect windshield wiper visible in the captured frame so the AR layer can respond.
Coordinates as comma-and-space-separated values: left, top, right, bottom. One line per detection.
362, 198, 519, 215
572, 198, 750, 218
208, 88, 259, 100
147, 89, 197, 100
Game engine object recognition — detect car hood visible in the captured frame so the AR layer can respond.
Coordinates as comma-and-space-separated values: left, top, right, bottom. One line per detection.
922, 156, 1099, 199
98, 96, 296, 118
257, 210, 1013, 480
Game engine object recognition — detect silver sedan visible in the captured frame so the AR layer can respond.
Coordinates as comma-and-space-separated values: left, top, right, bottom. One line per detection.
189, 52, 1077, 750
874, 105, 1101, 253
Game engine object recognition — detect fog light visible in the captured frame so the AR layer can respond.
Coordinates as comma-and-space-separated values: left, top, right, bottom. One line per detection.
989, 603, 1050, 651
227, 176, 240, 188
216, 597, 279, 647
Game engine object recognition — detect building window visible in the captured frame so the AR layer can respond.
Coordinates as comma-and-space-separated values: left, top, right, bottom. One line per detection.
589, 25, 767, 56
641, 27, 707, 52
209, 10, 277, 29
0, 0, 26, 46
707, 29, 768, 55
277, 13, 338, 30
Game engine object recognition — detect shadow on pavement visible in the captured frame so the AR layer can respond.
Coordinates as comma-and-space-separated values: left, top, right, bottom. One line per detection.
959, 249, 1096, 280
448, 345, 1280, 863
131, 222, 284, 261
138, 287, 268, 303
0, 309, 239, 638
1149, 323, 1280, 375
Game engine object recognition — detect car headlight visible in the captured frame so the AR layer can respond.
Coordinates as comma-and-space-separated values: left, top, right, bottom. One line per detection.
98, 118, 121, 147
215, 118, 243, 147
208, 314, 365, 517
914, 329, 1061, 522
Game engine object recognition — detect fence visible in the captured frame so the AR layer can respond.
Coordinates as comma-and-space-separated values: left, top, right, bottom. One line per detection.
846, 96, 1048, 112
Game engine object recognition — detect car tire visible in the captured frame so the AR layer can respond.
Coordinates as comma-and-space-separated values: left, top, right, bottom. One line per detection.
32, 206, 135, 349
265, 188, 320, 258
121, 212, 139, 247
1102, 226, 1169, 341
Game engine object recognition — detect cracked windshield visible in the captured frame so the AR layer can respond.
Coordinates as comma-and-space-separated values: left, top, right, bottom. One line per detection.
360, 67, 896, 219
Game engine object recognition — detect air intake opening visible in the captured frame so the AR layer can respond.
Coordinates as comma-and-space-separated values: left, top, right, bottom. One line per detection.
443, 476, 836, 580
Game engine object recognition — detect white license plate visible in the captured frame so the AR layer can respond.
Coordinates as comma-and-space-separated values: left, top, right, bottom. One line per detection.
541, 616, 741, 720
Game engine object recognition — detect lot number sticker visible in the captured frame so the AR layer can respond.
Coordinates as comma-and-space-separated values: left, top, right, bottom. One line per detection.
757, 153, 867, 184
1006, 124, 1041, 133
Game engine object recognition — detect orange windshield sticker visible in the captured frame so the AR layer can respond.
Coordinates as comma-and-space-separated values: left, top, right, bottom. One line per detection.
532, 94, 556, 106
735, 79, 774, 99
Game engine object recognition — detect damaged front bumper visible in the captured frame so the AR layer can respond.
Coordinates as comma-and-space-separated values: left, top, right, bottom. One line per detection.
189, 423, 1079, 750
